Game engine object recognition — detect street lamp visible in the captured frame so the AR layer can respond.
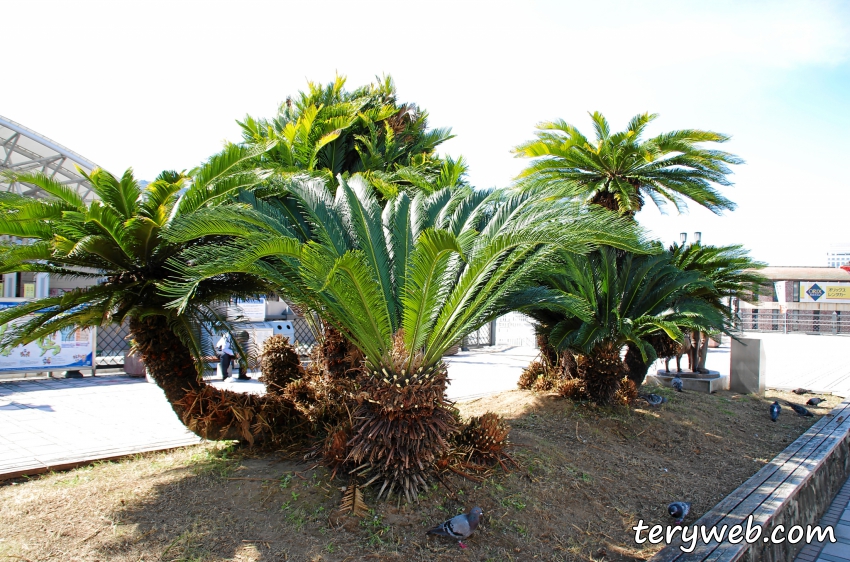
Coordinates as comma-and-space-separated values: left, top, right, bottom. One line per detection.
679, 232, 703, 246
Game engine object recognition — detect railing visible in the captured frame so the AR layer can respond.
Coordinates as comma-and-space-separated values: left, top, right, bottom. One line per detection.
737, 309, 850, 336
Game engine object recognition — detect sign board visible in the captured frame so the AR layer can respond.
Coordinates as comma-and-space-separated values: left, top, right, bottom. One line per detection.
799, 282, 850, 303
0, 299, 94, 373
228, 298, 267, 322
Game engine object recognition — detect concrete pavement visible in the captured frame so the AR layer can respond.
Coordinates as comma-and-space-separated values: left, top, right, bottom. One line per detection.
4, 332, 850, 480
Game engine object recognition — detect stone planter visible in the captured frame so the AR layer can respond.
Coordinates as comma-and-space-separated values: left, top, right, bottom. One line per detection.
123, 353, 146, 377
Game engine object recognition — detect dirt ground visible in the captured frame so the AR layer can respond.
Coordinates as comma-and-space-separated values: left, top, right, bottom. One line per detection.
0, 386, 841, 562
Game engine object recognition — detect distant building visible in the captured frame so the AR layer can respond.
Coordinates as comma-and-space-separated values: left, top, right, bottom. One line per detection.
827, 244, 850, 268
739, 266, 850, 334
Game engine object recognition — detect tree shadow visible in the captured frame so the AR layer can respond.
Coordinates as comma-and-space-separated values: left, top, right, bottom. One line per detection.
93, 451, 348, 561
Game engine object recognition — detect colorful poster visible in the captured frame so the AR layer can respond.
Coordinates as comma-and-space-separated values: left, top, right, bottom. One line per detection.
0, 299, 94, 373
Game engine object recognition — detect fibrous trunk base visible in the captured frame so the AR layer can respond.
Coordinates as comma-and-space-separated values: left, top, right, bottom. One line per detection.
577, 342, 625, 406
348, 363, 457, 503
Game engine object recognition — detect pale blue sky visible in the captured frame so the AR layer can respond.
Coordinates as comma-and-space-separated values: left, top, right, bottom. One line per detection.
5, 0, 849, 265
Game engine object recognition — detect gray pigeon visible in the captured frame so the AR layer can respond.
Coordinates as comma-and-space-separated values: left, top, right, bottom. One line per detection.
427, 506, 483, 548
787, 402, 814, 417
672, 375, 684, 392
639, 393, 667, 407
770, 401, 780, 422
792, 388, 811, 395
806, 397, 825, 406
668, 502, 691, 525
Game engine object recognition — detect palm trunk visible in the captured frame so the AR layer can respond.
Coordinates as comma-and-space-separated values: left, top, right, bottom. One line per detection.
347, 363, 457, 502
687, 330, 699, 372
577, 341, 625, 405
129, 316, 201, 416
623, 343, 649, 387
697, 331, 710, 373
129, 316, 302, 444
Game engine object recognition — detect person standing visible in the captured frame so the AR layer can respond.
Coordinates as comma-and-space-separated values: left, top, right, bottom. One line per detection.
216, 332, 235, 380
215, 331, 251, 380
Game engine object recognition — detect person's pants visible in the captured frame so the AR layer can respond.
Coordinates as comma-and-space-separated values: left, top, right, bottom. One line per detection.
219, 353, 247, 379
219, 353, 233, 378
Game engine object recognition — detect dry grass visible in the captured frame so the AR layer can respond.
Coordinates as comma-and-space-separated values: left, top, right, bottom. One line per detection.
0, 387, 840, 561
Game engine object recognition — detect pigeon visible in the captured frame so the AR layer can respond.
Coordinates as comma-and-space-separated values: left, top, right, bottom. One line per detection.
671, 375, 684, 392
792, 388, 812, 395
787, 402, 814, 417
668, 502, 691, 525
427, 506, 483, 548
640, 393, 667, 407
806, 397, 825, 406
770, 401, 780, 422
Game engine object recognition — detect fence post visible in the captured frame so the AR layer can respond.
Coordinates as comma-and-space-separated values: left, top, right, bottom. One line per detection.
784, 311, 787, 334
833, 311, 839, 335
489, 319, 497, 346
91, 326, 98, 377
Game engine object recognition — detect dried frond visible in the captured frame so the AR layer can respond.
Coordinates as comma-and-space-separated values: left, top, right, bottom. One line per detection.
556, 377, 588, 401
518, 360, 545, 390
532, 372, 557, 392
338, 479, 368, 517
321, 422, 352, 479
615, 376, 639, 406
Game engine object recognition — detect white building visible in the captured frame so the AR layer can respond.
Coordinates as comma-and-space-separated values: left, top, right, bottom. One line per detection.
827, 244, 850, 268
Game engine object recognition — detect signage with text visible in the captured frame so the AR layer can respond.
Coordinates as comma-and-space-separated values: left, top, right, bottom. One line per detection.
799, 282, 850, 303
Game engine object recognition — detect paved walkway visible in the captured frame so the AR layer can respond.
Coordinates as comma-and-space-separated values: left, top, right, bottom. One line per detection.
648, 332, 850, 397
0, 347, 536, 479
794, 474, 850, 561
0, 376, 200, 479
3, 333, 850, 481
444, 345, 538, 400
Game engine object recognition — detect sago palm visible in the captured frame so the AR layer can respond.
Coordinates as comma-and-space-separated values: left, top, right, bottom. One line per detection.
0, 144, 296, 439
165, 175, 647, 500
668, 242, 766, 371
238, 75, 455, 198
513, 112, 743, 217
520, 247, 723, 403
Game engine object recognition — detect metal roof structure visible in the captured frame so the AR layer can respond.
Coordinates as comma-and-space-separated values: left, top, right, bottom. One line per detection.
759, 267, 850, 282
1, 114, 101, 203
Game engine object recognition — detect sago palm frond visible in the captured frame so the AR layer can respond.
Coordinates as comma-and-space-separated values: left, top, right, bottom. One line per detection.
514, 112, 743, 217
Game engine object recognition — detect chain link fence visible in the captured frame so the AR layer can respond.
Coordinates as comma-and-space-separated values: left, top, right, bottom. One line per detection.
95, 322, 131, 367
290, 315, 318, 356
737, 309, 850, 335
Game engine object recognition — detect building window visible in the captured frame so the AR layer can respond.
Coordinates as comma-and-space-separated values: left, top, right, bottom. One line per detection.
792, 281, 800, 302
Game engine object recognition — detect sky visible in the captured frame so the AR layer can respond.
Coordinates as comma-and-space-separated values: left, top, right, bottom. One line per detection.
4, 0, 849, 266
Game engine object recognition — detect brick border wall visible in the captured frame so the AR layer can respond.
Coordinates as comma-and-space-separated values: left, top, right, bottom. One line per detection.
651, 399, 850, 562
